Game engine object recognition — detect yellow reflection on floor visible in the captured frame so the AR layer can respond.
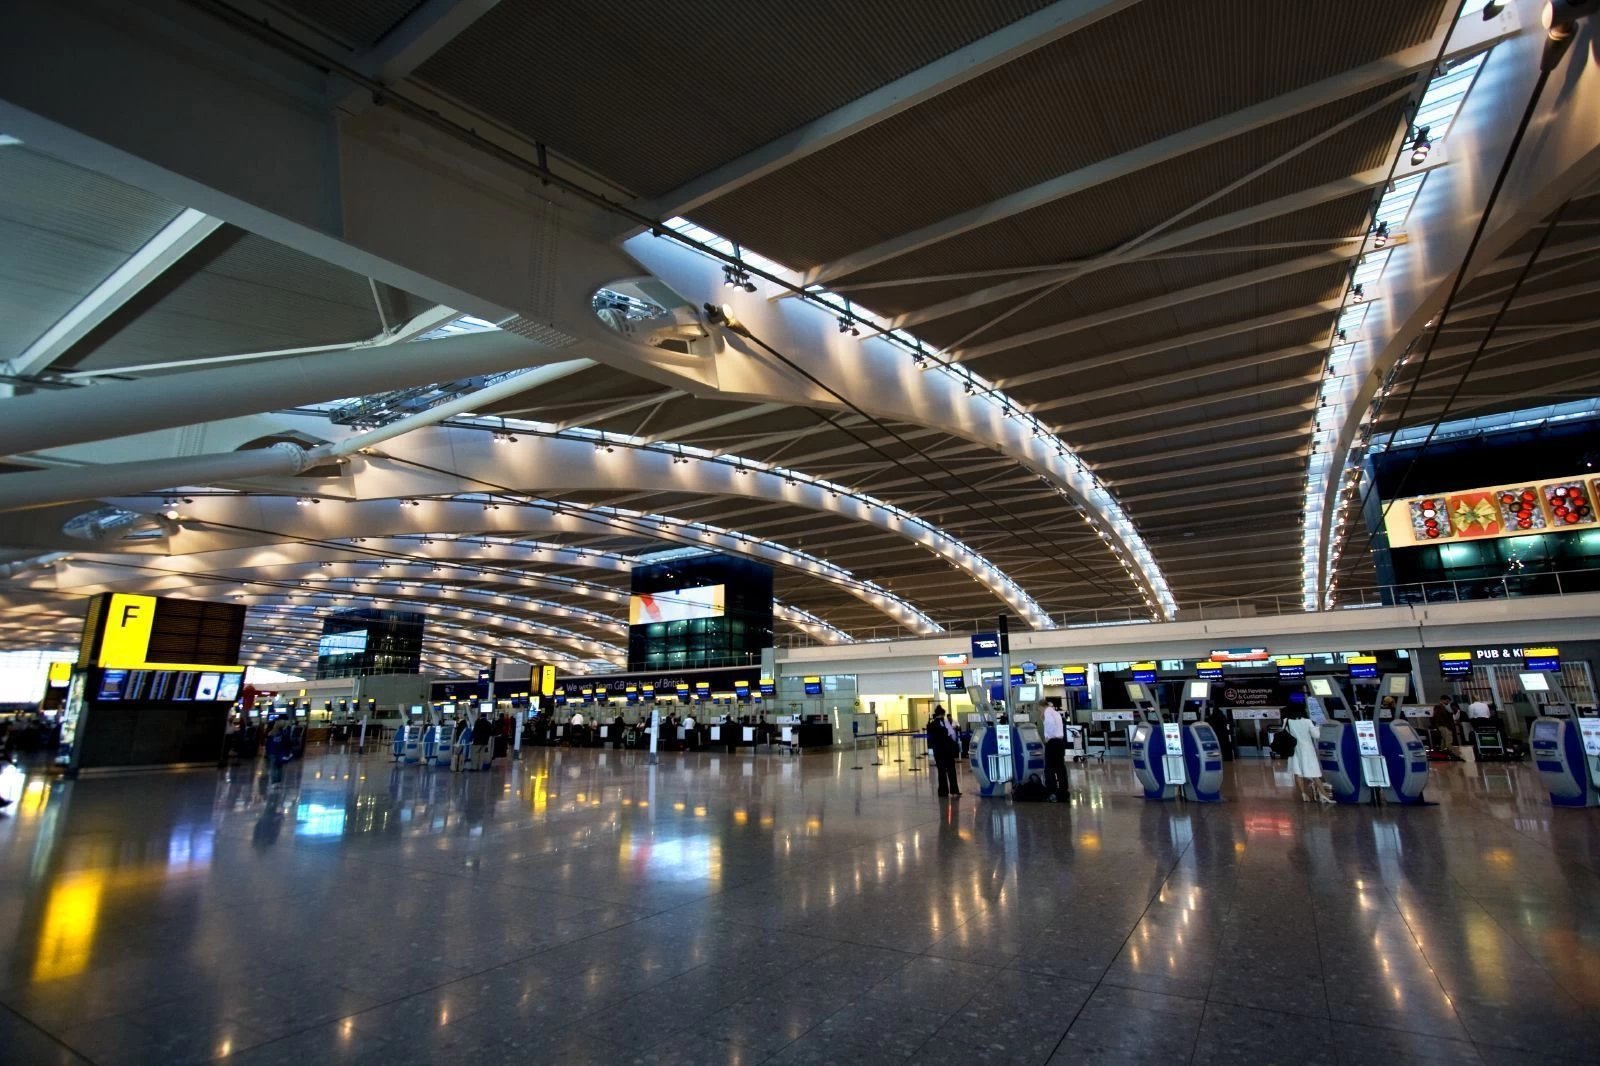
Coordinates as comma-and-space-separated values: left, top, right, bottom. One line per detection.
33, 871, 105, 982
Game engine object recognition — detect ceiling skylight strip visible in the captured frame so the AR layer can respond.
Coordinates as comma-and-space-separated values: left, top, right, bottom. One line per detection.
1303, 11, 1500, 609
656, 217, 1175, 620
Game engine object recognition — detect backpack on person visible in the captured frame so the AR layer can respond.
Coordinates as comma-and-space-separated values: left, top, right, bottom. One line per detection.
1270, 726, 1297, 759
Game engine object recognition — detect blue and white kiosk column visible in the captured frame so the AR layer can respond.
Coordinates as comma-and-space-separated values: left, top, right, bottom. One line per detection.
1315, 671, 1428, 805
1521, 654, 1600, 808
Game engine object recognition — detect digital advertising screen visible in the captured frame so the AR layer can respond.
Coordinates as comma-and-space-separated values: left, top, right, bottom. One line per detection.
318, 631, 368, 658
98, 670, 127, 700
217, 673, 242, 702
628, 584, 726, 625
194, 673, 221, 701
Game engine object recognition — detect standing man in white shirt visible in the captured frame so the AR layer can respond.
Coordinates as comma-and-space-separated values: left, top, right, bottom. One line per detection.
1041, 697, 1067, 802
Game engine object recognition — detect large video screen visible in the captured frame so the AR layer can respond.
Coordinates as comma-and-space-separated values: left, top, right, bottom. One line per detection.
629, 584, 725, 625
318, 631, 368, 657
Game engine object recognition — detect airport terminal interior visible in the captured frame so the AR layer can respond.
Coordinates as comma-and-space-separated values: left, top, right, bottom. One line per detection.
2, 0, 1600, 1063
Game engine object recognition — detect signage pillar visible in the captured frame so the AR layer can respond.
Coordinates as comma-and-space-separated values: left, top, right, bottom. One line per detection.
647, 706, 660, 765
997, 613, 1013, 717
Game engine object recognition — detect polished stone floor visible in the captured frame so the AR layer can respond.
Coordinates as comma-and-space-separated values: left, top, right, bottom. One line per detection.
1, 743, 1598, 1066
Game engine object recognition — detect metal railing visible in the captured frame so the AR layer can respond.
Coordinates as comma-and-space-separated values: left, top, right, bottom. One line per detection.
772, 567, 1600, 648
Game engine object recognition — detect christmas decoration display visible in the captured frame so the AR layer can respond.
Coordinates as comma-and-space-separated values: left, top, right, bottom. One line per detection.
1408, 497, 1452, 540
1385, 470, 1600, 547
1541, 481, 1594, 526
1495, 486, 1546, 532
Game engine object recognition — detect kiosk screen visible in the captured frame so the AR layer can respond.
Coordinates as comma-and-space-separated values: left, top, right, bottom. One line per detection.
1353, 720, 1380, 756
1307, 677, 1336, 697
1185, 680, 1210, 701
1016, 684, 1039, 703
1125, 682, 1150, 703
1520, 672, 1551, 693
1579, 718, 1600, 757
1384, 675, 1408, 697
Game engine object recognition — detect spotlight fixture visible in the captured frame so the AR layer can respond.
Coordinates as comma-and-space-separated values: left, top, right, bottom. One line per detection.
1350, 283, 1365, 303
1482, 0, 1507, 18
838, 316, 851, 334
962, 379, 974, 395
911, 350, 927, 368
1408, 125, 1431, 166
163, 508, 180, 520
1336, 328, 1348, 343
1372, 220, 1389, 247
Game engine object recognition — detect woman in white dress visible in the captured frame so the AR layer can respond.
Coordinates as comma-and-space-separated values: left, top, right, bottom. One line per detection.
1284, 707, 1330, 804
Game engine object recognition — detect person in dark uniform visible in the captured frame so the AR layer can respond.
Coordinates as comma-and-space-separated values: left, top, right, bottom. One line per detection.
1205, 706, 1235, 761
927, 706, 962, 798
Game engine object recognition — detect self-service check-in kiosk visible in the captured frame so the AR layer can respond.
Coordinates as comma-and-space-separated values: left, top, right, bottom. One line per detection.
969, 707, 1046, 798
1178, 680, 1224, 802
1523, 670, 1600, 807
1126, 681, 1222, 797
1316, 673, 1428, 805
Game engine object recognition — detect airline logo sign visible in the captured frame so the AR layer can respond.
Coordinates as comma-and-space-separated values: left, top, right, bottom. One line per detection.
970, 633, 1001, 659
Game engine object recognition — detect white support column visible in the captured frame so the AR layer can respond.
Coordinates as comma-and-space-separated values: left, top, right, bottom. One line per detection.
804, 11, 1517, 287
6, 208, 222, 377
631, 0, 1143, 221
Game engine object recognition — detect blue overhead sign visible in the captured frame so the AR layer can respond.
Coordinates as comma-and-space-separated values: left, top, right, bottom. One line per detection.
971, 633, 1001, 659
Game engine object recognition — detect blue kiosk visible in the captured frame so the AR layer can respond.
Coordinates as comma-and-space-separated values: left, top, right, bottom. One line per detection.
1315, 673, 1428, 805
1521, 661, 1600, 808
1128, 678, 1224, 803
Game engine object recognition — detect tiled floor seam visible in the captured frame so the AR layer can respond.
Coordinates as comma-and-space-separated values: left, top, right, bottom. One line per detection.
1045, 804, 1200, 1066
0, 1000, 88, 1065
